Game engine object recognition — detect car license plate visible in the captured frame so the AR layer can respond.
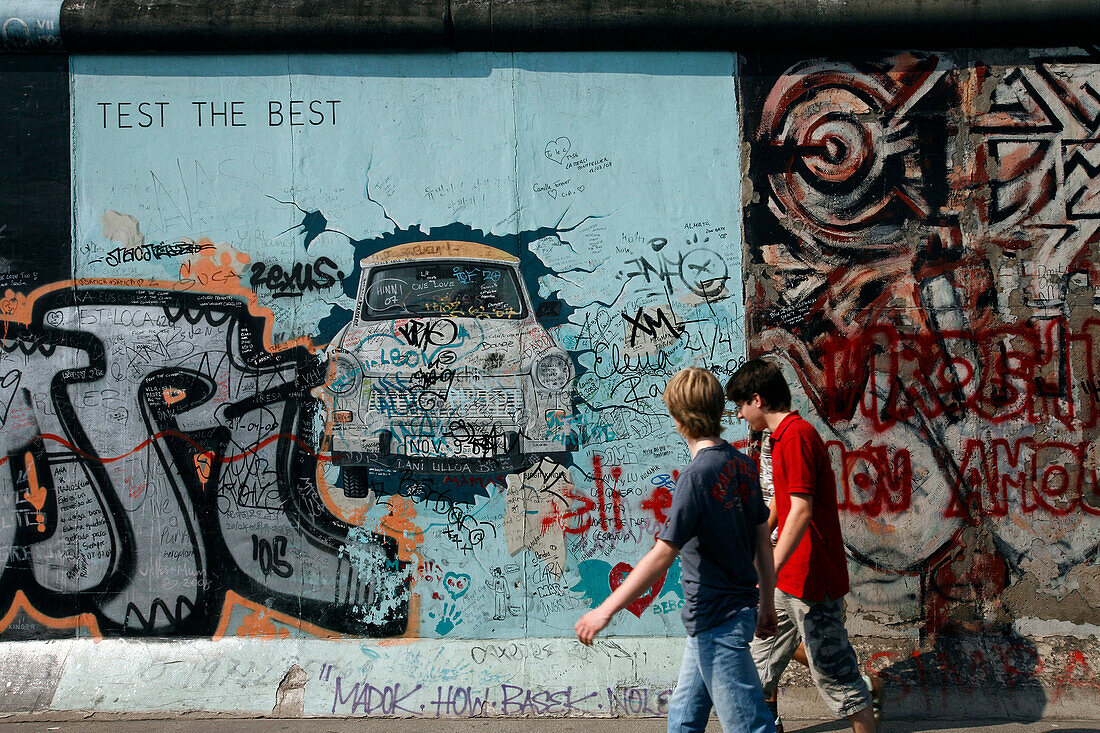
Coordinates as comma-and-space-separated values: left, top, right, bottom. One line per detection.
405, 434, 500, 458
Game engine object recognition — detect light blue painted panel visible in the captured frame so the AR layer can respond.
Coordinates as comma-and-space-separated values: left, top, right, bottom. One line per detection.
64, 53, 744, 642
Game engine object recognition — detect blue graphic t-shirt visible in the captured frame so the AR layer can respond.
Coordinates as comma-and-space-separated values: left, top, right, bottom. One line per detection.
657, 442, 768, 635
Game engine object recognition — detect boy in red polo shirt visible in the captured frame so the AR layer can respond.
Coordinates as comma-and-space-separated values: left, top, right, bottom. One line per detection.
726, 359, 876, 733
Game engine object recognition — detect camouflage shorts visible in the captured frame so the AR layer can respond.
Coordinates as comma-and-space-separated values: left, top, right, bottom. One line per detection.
750, 589, 872, 718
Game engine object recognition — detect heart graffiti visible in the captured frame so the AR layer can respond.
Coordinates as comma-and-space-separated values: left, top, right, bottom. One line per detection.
544, 137, 571, 164
443, 572, 471, 600
608, 562, 665, 617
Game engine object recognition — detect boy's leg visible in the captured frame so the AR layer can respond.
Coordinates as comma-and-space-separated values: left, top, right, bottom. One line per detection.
784, 591, 874, 731
699, 607, 776, 733
667, 634, 713, 732
846, 703, 876, 733
751, 591, 801, 704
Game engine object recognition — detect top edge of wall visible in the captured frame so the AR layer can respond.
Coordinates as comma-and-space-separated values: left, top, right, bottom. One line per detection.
2, 0, 1100, 53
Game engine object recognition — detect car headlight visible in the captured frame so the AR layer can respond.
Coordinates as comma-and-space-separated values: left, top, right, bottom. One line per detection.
325, 352, 362, 395
534, 352, 571, 391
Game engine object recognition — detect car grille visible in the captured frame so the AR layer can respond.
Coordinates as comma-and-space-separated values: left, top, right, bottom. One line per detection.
367, 383, 523, 421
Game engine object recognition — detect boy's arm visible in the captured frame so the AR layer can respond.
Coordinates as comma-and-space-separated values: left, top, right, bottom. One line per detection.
754, 521, 778, 639
767, 498, 778, 534
575, 538, 679, 645
772, 493, 812, 573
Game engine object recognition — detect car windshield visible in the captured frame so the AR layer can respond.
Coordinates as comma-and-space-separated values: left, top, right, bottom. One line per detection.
362, 261, 526, 319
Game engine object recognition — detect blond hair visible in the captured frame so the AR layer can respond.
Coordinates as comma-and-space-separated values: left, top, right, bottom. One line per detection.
662, 367, 725, 440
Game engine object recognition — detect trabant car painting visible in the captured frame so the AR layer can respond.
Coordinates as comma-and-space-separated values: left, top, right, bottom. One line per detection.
320, 241, 575, 497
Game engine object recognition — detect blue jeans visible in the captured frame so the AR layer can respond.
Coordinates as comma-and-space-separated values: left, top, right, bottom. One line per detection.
667, 606, 776, 733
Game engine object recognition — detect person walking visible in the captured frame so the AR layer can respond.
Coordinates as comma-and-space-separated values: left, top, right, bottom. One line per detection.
726, 359, 878, 733
575, 367, 778, 733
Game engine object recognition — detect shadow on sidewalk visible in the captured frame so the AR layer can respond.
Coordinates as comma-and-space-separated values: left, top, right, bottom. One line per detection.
853, 630, 1048, 728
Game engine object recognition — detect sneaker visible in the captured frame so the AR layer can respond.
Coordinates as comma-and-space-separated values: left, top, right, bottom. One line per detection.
861, 674, 884, 724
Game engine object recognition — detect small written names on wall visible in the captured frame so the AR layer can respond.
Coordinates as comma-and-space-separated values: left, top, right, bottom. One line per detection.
95, 100, 343, 128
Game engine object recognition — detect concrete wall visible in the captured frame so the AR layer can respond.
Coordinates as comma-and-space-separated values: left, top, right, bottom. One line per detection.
737, 48, 1100, 718
0, 46, 1096, 720
0, 51, 750, 715
740, 48, 1100, 633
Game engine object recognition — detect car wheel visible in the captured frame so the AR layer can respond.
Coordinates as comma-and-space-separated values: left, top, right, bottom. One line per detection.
341, 466, 371, 499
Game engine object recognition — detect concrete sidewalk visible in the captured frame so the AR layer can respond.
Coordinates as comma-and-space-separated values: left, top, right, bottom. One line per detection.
0, 719, 1097, 733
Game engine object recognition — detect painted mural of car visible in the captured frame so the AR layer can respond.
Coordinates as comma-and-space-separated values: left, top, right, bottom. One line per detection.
320, 240, 576, 496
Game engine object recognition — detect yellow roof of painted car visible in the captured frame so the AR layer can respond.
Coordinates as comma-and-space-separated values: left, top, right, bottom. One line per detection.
361, 241, 520, 266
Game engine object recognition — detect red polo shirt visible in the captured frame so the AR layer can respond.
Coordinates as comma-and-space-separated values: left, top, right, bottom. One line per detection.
771, 412, 850, 601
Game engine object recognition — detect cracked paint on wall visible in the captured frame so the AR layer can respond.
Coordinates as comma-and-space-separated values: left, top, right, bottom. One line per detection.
0, 52, 744, 641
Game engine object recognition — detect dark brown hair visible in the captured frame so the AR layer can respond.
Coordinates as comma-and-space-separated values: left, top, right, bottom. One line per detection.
725, 358, 792, 412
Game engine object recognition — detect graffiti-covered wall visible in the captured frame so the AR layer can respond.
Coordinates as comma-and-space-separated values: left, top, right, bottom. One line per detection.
0, 44, 1098, 718
741, 49, 1100, 640
0, 52, 744, 645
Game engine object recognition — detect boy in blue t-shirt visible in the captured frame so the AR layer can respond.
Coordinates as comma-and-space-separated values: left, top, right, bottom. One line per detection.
575, 367, 778, 733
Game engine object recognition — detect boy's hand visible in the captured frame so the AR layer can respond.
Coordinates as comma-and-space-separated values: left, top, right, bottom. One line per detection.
575, 607, 613, 645
756, 601, 778, 639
